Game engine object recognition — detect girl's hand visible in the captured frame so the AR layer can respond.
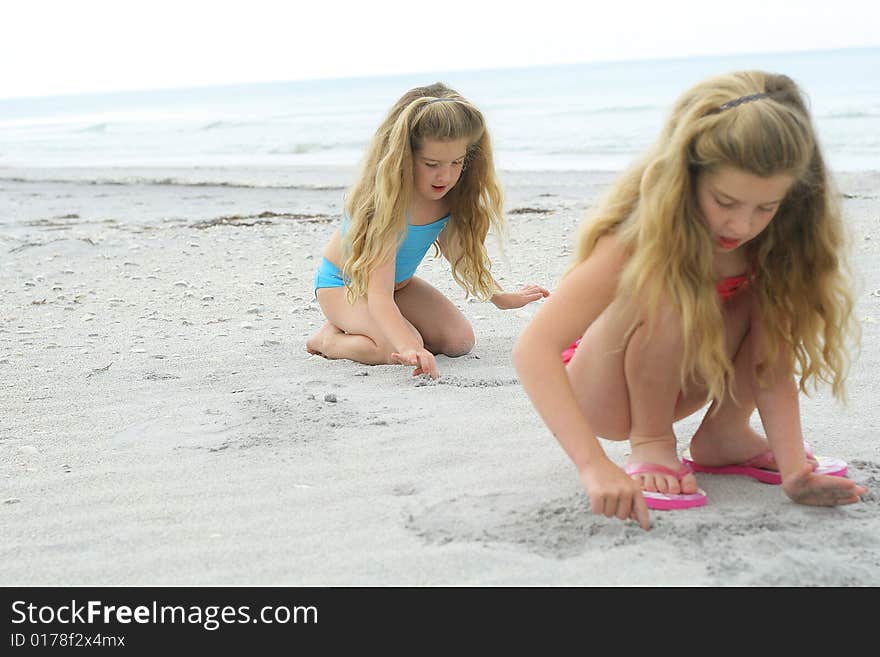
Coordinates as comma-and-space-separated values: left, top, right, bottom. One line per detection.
782, 462, 868, 506
491, 284, 550, 310
580, 458, 652, 531
390, 347, 439, 380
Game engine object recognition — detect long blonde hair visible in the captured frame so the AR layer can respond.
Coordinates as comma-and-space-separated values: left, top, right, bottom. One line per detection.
342, 83, 504, 303
571, 70, 856, 403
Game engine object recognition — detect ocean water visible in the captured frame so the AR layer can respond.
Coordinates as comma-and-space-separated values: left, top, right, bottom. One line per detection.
1, 48, 878, 176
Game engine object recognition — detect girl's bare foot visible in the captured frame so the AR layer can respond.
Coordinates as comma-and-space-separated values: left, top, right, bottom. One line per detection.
627, 436, 699, 495
688, 424, 816, 471
306, 322, 343, 357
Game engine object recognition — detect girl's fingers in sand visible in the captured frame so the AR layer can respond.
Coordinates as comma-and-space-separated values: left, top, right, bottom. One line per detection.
391, 349, 438, 379
631, 495, 651, 531
603, 493, 650, 531
390, 352, 416, 366
416, 351, 439, 379
783, 463, 869, 507
614, 491, 651, 530
584, 462, 651, 531
602, 496, 622, 519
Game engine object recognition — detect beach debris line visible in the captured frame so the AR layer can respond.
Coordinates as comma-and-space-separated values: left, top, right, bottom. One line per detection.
191, 211, 331, 229
86, 362, 113, 378
508, 207, 554, 215
414, 375, 521, 388
144, 372, 181, 381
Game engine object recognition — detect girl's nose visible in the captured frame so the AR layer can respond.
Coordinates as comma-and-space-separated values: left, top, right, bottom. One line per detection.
726, 209, 751, 238
435, 166, 453, 183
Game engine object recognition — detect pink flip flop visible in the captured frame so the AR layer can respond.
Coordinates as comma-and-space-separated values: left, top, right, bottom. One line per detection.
624, 461, 707, 510
680, 445, 848, 485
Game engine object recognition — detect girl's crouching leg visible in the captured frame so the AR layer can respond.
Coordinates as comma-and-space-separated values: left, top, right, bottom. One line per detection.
308, 325, 397, 366
622, 312, 699, 495
306, 322, 342, 356
431, 324, 475, 358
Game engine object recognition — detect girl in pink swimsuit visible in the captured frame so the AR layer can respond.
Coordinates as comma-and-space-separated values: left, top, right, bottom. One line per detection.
513, 71, 866, 529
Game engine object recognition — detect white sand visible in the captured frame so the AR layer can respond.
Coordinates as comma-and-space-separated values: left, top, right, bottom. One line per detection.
1, 166, 878, 586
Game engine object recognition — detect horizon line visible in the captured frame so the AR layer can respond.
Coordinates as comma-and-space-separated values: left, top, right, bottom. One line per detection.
2, 44, 877, 103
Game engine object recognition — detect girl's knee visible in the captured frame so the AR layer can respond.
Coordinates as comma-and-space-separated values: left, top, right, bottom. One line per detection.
438, 326, 475, 358
442, 339, 474, 358
626, 311, 684, 367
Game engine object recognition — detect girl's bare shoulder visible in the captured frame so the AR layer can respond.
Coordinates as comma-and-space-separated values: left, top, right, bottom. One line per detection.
551, 232, 630, 316
572, 232, 631, 280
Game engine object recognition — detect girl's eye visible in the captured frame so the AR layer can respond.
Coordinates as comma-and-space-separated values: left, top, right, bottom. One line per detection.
758, 205, 777, 213
453, 160, 464, 167
425, 162, 438, 168
716, 198, 735, 208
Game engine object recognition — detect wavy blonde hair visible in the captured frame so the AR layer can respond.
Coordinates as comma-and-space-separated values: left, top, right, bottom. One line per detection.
571, 70, 856, 403
341, 82, 504, 303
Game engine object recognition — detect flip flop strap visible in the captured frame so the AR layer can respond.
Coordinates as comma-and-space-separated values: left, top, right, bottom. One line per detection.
625, 462, 692, 480
741, 441, 815, 469
741, 451, 776, 469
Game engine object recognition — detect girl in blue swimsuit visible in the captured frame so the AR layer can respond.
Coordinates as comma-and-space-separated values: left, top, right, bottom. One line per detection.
306, 83, 549, 379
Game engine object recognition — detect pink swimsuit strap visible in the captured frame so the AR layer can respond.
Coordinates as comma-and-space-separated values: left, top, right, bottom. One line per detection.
715, 273, 749, 301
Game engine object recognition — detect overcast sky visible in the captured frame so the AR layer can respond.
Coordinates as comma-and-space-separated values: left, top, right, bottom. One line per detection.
4, 0, 879, 99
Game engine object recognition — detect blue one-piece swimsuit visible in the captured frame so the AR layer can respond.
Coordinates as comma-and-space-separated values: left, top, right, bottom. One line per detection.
313, 213, 451, 294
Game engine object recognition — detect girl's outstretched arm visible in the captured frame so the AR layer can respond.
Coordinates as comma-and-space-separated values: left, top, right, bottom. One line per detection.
490, 284, 550, 309
366, 257, 439, 379
512, 236, 651, 530
749, 307, 868, 505
436, 230, 549, 309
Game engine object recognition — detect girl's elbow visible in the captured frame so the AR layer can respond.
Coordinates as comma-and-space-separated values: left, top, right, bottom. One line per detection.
511, 336, 527, 370
366, 291, 393, 314
512, 331, 541, 373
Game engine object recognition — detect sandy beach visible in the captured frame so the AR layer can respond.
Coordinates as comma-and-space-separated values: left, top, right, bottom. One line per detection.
1, 165, 878, 586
